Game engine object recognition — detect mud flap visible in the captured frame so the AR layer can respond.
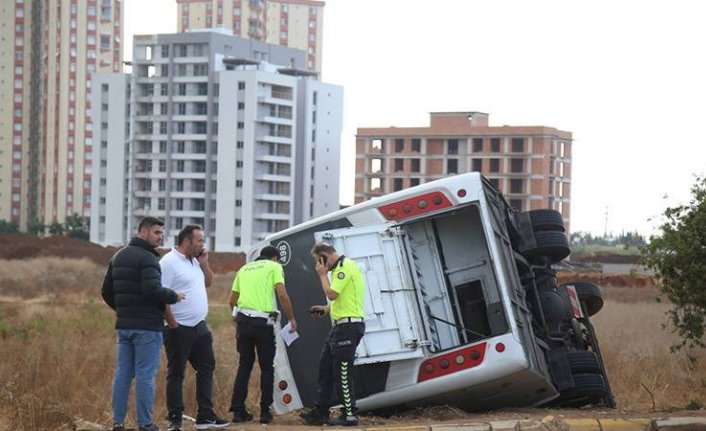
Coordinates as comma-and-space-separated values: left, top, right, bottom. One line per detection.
547, 348, 573, 391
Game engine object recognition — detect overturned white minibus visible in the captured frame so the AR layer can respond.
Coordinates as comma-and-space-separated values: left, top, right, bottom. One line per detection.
253, 172, 613, 413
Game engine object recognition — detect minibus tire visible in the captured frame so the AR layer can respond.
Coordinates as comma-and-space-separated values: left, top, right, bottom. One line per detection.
563, 281, 604, 316
521, 231, 571, 263
567, 351, 601, 374
554, 373, 607, 407
527, 209, 565, 232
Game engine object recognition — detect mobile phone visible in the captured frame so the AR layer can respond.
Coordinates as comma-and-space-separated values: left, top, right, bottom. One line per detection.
319, 255, 327, 265
197, 248, 205, 258
309, 306, 325, 316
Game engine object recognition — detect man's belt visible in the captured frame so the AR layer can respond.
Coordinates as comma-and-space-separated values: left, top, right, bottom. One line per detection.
333, 317, 364, 325
237, 308, 276, 319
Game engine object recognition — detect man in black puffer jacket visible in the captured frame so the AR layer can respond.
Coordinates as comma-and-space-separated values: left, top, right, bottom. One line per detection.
102, 216, 185, 431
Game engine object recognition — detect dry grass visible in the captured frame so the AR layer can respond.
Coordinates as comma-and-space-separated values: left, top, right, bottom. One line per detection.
594, 287, 706, 411
0, 259, 705, 430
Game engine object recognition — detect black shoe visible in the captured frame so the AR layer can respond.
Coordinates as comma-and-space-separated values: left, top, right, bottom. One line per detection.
138, 424, 160, 431
328, 415, 358, 427
195, 415, 230, 429
299, 407, 329, 425
232, 410, 253, 423
166, 416, 182, 431
259, 408, 273, 424
111, 424, 126, 431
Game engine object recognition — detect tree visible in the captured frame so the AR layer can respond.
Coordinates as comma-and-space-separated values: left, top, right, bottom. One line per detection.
27, 219, 46, 236
48, 222, 65, 236
64, 213, 89, 241
0, 220, 19, 233
64, 213, 85, 232
642, 176, 706, 351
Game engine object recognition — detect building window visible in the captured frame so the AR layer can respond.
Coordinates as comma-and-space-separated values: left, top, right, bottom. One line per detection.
510, 179, 523, 194
509, 199, 523, 211
490, 138, 501, 152
176, 179, 184, 191
511, 158, 524, 173
237, 122, 244, 129
175, 199, 184, 210
447, 139, 458, 155
472, 138, 483, 152
394, 138, 404, 153
447, 159, 458, 174
488, 178, 499, 189
410, 159, 420, 173
411, 138, 421, 152
158, 198, 165, 210
238, 81, 245, 90
512, 137, 524, 153
472, 158, 482, 172
394, 158, 404, 172
393, 178, 403, 191
410, 178, 420, 187
489, 158, 500, 173
371, 139, 383, 152
159, 160, 167, 173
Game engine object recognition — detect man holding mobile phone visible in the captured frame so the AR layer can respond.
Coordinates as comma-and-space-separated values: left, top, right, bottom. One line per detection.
160, 225, 229, 431
300, 242, 365, 427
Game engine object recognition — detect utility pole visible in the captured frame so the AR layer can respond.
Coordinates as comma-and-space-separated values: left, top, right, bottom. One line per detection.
604, 206, 609, 238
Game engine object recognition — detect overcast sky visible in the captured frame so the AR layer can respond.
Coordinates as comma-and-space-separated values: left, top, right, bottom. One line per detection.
125, 0, 706, 237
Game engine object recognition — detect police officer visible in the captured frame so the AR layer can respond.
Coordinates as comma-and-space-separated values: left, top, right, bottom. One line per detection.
300, 242, 365, 427
228, 245, 297, 424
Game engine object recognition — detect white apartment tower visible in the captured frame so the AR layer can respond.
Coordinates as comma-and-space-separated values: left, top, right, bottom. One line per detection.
0, 0, 123, 229
90, 30, 342, 251
176, 0, 325, 72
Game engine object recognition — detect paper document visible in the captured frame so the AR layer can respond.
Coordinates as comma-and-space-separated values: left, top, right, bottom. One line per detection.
280, 322, 299, 346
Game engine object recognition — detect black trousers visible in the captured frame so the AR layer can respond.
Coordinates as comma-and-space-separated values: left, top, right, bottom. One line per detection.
229, 314, 276, 413
315, 322, 365, 417
165, 321, 215, 419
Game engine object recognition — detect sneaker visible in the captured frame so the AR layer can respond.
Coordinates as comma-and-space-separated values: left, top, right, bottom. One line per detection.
231, 410, 253, 423
328, 415, 358, 427
111, 424, 126, 431
138, 424, 160, 431
299, 407, 329, 426
259, 408, 273, 424
166, 416, 182, 431
195, 415, 230, 429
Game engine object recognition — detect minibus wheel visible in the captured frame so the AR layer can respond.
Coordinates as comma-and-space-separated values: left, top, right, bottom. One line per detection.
527, 209, 565, 233
563, 281, 604, 316
567, 351, 601, 374
520, 231, 571, 264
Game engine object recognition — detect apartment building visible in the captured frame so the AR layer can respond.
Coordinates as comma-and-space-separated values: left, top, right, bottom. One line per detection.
176, 0, 325, 72
356, 112, 572, 227
90, 30, 342, 251
0, 0, 123, 229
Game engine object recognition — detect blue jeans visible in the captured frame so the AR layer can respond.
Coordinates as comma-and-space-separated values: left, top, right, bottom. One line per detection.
112, 329, 163, 426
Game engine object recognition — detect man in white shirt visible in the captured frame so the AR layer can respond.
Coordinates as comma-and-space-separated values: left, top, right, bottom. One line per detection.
161, 225, 229, 431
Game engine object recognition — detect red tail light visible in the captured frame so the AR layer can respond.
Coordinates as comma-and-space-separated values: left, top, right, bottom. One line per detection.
418, 342, 487, 382
379, 191, 452, 221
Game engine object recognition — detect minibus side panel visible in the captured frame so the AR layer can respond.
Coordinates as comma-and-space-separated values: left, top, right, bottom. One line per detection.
272, 218, 352, 406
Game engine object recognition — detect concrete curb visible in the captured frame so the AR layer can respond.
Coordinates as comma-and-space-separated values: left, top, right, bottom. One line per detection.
355, 417, 706, 431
